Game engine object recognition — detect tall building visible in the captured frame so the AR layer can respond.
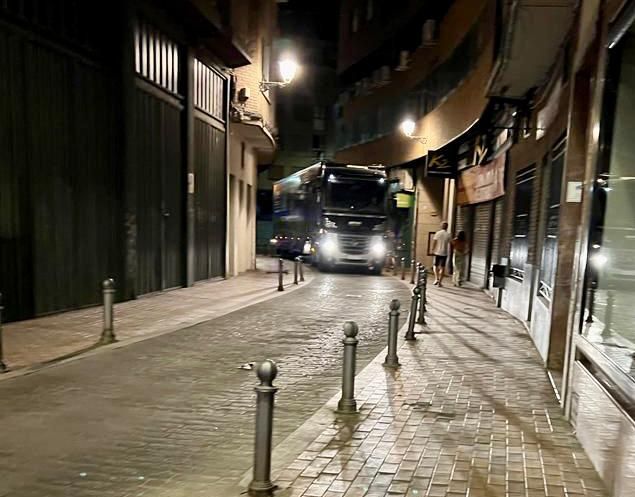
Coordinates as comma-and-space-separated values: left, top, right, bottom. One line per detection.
335, 0, 635, 492
0, 0, 277, 320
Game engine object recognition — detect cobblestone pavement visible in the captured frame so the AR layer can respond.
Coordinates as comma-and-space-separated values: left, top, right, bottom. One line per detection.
267, 281, 608, 497
0, 271, 410, 497
1, 257, 310, 372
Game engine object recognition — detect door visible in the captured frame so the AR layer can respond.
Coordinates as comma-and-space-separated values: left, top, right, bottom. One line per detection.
135, 90, 184, 294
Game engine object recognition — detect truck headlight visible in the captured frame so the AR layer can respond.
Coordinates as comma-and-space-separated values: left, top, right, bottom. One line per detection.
322, 235, 338, 255
370, 240, 386, 257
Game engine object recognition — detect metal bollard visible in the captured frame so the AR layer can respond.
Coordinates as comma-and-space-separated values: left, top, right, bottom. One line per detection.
248, 359, 278, 495
405, 287, 420, 341
401, 257, 406, 280
393, 256, 400, 276
421, 266, 428, 305
384, 299, 400, 368
277, 258, 284, 292
0, 293, 7, 372
417, 271, 427, 326
100, 279, 116, 345
410, 259, 416, 284
293, 257, 299, 285
337, 321, 359, 414
602, 290, 614, 338
299, 256, 305, 282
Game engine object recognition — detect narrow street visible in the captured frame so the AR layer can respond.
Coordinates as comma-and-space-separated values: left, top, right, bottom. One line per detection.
0, 273, 410, 497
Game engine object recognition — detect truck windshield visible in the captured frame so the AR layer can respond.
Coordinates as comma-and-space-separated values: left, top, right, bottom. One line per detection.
325, 179, 386, 214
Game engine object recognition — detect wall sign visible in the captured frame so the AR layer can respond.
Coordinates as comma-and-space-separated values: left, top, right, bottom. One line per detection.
457, 154, 506, 205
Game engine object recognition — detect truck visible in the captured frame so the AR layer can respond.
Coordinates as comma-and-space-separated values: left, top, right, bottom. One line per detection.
271, 161, 389, 274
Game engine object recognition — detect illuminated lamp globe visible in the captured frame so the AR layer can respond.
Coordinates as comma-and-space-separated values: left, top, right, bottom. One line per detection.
279, 57, 299, 84
400, 118, 416, 138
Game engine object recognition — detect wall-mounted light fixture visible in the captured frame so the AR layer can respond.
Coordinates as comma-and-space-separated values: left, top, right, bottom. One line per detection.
399, 118, 427, 145
259, 56, 299, 92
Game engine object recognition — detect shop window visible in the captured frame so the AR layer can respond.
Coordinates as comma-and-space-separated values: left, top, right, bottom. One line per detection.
582, 25, 635, 377
510, 166, 536, 280
538, 142, 565, 301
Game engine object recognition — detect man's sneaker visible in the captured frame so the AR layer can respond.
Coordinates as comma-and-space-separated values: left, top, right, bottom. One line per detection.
433, 280, 439, 286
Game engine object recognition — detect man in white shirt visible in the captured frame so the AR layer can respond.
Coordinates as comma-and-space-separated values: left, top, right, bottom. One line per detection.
431, 222, 452, 287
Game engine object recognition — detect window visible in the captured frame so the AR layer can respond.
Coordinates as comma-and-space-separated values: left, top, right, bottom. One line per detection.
366, 0, 374, 21
538, 142, 565, 301
313, 106, 326, 132
510, 166, 536, 280
261, 38, 271, 87
351, 8, 359, 33
582, 24, 635, 378
134, 19, 180, 94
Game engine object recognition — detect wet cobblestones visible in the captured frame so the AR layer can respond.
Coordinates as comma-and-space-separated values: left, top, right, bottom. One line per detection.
0, 273, 409, 497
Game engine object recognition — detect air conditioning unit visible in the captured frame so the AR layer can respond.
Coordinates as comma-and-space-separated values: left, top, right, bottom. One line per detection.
422, 19, 438, 46
395, 50, 410, 71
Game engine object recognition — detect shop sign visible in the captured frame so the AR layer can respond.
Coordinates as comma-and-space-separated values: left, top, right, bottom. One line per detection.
425, 142, 458, 178
395, 192, 413, 208
457, 154, 506, 205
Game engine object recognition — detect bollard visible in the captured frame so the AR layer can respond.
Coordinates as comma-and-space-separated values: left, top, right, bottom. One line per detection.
337, 321, 359, 414
405, 287, 420, 341
277, 258, 284, 292
248, 359, 278, 495
100, 279, 116, 345
400, 257, 406, 280
393, 255, 400, 276
421, 266, 428, 305
0, 293, 7, 372
299, 256, 305, 282
417, 270, 427, 326
384, 300, 400, 368
602, 290, 614, 338
586, 285, 595, 323
410, 259, 416, 284
293, 257, 299, 285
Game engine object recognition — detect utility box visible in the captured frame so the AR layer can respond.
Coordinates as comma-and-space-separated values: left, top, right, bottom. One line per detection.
492, 264, 507, 288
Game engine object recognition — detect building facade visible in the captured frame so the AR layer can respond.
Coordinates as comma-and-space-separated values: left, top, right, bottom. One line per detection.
227, 0, 278, 275
0, 0, 275, 321
335, 0, 635, 493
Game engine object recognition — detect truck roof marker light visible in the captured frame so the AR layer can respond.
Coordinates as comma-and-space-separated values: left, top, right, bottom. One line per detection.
378, 178, 385, 184
328, 174, 336, 182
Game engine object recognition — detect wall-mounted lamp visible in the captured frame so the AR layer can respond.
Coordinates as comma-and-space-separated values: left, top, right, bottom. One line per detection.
259, 57, 299, 92
399, 118, 427, 145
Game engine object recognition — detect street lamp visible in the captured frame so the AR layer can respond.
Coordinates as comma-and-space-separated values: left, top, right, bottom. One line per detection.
260, 56, 299, 92
399, 117, 427, 145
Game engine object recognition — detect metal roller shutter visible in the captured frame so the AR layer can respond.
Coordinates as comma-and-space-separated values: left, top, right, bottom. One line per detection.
470, 202, 492, 288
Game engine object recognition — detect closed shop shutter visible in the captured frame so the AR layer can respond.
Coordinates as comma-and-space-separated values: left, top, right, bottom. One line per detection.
470, 202, 492, 287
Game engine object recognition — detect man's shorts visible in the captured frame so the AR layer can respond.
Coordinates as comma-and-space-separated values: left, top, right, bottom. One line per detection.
433, 255, 447, 267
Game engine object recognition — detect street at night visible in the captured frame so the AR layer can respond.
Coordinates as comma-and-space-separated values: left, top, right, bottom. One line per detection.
1, 0, 634, 496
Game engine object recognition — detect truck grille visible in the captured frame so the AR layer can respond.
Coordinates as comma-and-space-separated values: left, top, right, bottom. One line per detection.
338, 235, 369, 255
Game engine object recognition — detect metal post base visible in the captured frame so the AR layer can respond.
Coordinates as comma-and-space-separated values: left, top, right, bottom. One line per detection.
336, 398, 358, 414
100, 330, 116, 345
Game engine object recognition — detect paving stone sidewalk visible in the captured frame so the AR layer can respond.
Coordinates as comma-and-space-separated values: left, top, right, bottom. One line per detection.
1, 257, 308, 373
256, 281, 608, 497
